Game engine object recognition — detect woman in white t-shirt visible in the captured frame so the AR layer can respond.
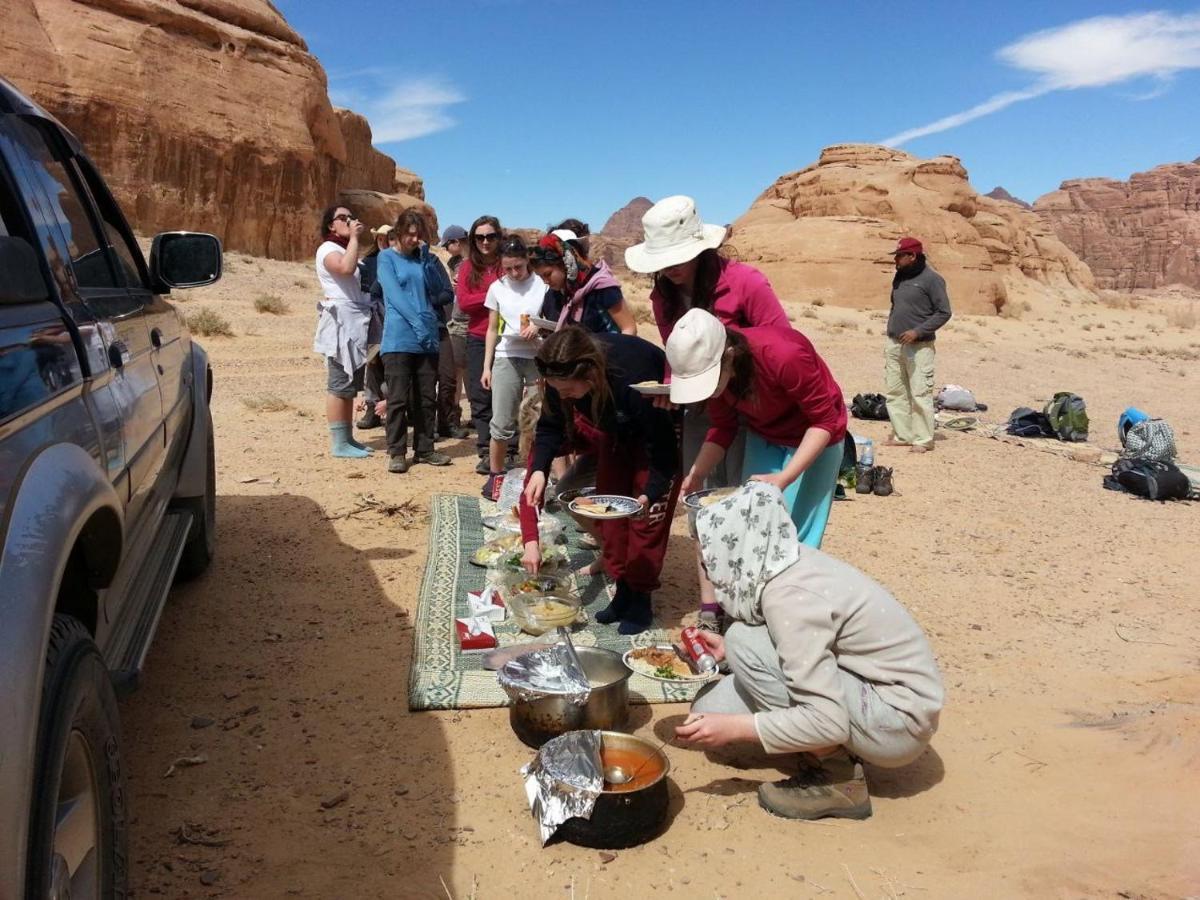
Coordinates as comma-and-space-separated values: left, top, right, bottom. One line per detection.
480, 235, 548, 497
313, 204, 376, 458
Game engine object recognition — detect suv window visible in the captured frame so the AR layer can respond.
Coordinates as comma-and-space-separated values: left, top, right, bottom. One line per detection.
76, 157, 148, 291
0, 161, 49, 305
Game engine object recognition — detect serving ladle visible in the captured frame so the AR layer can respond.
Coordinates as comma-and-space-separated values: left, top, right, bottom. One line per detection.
603, 732, 677, 785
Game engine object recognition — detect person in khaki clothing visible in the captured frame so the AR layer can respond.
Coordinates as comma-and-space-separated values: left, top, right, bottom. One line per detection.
884, 237, 951, 452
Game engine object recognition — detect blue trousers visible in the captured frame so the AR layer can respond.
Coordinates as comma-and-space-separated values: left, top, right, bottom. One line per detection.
742, 432, 842, 548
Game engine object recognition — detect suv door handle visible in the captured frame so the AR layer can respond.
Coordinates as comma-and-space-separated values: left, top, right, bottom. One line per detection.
108, 341, 128, 369
150, 327, 163, 348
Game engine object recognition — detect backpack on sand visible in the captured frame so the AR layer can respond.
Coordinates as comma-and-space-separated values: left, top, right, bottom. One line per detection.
1121, 419, 1177, 463
936, 385, 980, 412
1106, 458, 1190, 501
1044, 392, 1089, 442
1006, 407, 1054, 438
851, 393, 889, 421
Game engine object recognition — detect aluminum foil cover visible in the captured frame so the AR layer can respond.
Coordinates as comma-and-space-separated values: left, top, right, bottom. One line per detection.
497, 645, 591, 706
520, 730, 603, 844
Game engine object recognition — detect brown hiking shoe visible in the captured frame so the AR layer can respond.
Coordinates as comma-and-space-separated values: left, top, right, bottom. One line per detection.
757, 753, 872, 821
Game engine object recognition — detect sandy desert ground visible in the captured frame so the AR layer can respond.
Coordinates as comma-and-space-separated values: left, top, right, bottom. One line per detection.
119, 252, 1200, 899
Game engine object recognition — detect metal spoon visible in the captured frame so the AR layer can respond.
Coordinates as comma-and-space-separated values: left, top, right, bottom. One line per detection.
557, 626, 587, 685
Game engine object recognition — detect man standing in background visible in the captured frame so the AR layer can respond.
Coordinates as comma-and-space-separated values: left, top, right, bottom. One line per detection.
884, 237, 951, 453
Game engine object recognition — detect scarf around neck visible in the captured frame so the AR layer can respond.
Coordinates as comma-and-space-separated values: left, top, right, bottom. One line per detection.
695, 482, 800, 625
891, 254, 926, 289
555, 260, 622, 329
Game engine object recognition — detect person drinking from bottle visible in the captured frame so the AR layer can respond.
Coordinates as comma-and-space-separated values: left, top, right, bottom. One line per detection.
675, 481, 944, 821
520, 327, 680, 635
666, 308, 846, 544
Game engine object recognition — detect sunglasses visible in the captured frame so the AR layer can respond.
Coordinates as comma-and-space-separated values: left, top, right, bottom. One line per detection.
535, 357, 589, 378
475, 232, 499, 242
332, 214, 358, 223
528, 246, 563, 264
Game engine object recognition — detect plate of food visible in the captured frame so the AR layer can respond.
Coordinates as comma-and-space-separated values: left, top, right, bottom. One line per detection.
568, 494, 643, 520
622, 645, 718, 683
682, 487, 739, 510
631, 380, 671, 397
470, 533, 522, 567
529, 315, 559, 331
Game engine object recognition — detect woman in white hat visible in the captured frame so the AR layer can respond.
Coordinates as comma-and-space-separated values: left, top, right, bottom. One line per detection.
675, 482, 944, 821
626, 195, 792, 624
666, 308, 846, 545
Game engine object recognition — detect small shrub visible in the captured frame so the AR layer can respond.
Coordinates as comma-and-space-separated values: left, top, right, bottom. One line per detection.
831, 317, 859, 330
241, 393, 291, 413
799, 308, 819, 319
811, 298, 826, 307
294, 278, 308, 288
1166, 302, 1197, 330
186, 307, 233, 337
254, 293, 289, 315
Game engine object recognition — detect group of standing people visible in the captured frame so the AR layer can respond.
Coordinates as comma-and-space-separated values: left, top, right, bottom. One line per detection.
312, 194, 951, 822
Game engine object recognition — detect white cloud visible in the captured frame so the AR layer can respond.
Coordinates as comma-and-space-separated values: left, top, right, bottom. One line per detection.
881, 11, 1200, 146
331, 76, 465, 143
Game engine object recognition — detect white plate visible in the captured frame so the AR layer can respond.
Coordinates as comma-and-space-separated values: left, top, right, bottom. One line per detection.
622, 646, 718, 683
568, 494, 643, 520
682, 487, 739, 510
529, 315, 558, 331
630, 382, 671, 397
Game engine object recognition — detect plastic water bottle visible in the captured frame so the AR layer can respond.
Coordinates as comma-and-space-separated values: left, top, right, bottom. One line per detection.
855, 436, 874, 467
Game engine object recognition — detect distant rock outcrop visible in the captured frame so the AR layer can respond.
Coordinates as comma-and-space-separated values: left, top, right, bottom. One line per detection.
592, 197, 653, 270
2, 0, 433, 260
1034, 160, 1200, 291
732, 144, 1095, 315
986, 187, 1032, 210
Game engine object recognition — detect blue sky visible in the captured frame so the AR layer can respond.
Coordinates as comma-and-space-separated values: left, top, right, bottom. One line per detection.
277, 1, 1200, 234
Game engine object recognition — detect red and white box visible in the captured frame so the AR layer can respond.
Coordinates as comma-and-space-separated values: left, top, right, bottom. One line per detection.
456, 616, 497, 653
467, 586, 506, 623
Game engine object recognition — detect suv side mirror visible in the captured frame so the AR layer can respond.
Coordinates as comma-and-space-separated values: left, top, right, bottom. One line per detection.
149, 232, 223, 290
0, 236, 49, 304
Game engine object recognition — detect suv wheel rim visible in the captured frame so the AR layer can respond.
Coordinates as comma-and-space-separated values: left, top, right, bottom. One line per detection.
51, 730, 101, 899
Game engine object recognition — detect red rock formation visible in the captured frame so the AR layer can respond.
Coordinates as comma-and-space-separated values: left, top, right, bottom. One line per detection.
601, 197, 653, 243
1034, 160, 1200, 291
986, 187, 1032, 210
2, 0, 432, 260
732, 144, 1095, 315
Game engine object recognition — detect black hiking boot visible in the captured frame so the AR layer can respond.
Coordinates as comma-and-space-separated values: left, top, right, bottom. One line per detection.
595, 581, 631, 625
617, 590, 654, 635
872, 466, 894, 497
388, 455, 409, 474
357, 411, 382, 430
854, 464, 875, 494
415, 450, 452, 467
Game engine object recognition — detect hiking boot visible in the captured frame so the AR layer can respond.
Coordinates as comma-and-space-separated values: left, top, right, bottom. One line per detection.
445, 425, 471, 439
415, 450, 452, 467
481, 472, 505, 501
595, 581, 631, 625
357, 412, 382, 430
757, 752, 872, 821
854, 464, 875, 494
388, 455, 409, 474
474, 456, 491, 475
872, 466, 894, 496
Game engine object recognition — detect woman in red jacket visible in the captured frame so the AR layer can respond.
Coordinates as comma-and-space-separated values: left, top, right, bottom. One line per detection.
666, 308, 847, 544
456, 215, 505, 475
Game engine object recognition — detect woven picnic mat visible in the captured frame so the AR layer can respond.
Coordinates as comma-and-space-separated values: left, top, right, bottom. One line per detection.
407, 493, 706, 711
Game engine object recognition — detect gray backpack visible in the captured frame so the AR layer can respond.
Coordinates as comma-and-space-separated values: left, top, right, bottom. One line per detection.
1121, 419, 1177, 463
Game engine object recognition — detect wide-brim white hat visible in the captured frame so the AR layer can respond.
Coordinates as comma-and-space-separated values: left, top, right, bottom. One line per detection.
625, 195, 726, 273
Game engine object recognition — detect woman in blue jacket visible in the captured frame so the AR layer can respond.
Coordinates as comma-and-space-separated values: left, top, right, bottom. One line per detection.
376, 209, 454, 473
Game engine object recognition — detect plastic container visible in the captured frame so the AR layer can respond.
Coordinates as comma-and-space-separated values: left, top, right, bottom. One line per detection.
853, 435, 874, 467
509, 593, 583, 635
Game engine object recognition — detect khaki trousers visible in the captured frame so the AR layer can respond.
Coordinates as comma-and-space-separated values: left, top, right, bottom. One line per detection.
883, 338, 936, 448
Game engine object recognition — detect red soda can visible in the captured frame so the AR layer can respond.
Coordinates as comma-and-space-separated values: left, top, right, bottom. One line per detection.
680, 626, 718, 674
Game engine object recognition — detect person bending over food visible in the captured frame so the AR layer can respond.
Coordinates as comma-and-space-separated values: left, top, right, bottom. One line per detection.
520, 327, 680, 634
675, 482, 944, 820
667, 308, 846, 544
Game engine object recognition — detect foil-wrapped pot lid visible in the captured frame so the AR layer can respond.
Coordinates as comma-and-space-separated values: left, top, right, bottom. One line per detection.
520, 730, 603, 844
497, 644, 591, 706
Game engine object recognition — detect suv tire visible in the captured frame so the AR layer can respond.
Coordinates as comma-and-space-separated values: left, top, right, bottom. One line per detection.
175, 415, 215, 581
26, 615, 127, 899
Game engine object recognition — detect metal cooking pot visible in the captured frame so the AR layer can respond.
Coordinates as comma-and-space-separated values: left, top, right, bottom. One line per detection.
508, 647, 630, 748
556, 731, 672, 849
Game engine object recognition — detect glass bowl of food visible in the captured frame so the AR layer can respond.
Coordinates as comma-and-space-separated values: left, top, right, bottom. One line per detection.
509, 593, 583, 635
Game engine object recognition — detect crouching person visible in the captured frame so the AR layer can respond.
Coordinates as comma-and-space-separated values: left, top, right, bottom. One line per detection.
675, 482, 944, 820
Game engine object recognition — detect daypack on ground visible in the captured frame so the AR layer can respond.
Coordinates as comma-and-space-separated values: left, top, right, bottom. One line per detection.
1006, 407, 1054, 438
1121, 418, 1177, 463
936, 384, 983, 412
1106, 458, 1190, 501
851, 393, 888, 421
1043, 392, 1089, 442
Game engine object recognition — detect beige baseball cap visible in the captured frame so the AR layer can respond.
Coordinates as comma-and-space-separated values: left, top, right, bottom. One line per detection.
370, 224, 394, 237
665, 308, 728, 405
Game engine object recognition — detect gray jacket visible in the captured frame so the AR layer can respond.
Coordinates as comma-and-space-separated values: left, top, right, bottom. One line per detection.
886, 259, 951, 341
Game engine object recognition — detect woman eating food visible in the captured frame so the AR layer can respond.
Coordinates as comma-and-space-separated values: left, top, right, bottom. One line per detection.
666, 308, 846, 545
676, 482, 945, 821
519, 327, 680, 634
625, 195, 791, 626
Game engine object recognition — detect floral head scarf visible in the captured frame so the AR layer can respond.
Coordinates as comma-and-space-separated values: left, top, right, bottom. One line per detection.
695, 482, 801, 625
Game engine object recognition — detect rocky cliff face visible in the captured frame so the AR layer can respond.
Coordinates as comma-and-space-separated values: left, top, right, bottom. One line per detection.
2, 0, 432, 260
732, 144, 1095, 315
1034, 160, 1200, 291
589, 197, 653, 270
986, 187, 1032, 210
